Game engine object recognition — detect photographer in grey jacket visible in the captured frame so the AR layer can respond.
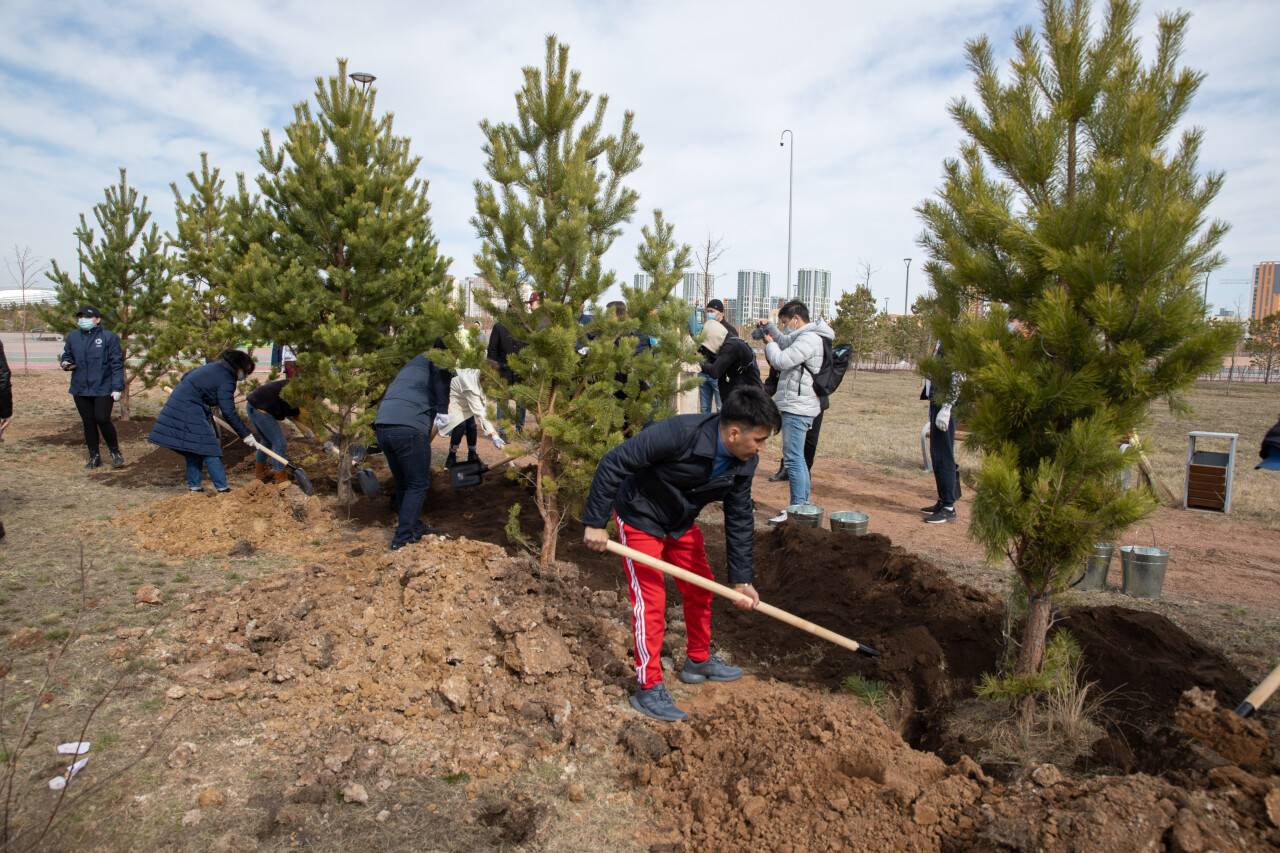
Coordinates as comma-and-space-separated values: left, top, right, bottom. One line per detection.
760, 300, 833, 521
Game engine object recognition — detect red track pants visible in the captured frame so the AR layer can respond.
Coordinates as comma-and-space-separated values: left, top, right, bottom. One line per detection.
615, 514, 714, 688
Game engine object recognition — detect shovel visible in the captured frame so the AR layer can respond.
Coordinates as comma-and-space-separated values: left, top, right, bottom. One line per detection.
1235, 661, 1280, 718
604, 540, 881, 658
213, 416, 314, 496
448, 453, 521, 490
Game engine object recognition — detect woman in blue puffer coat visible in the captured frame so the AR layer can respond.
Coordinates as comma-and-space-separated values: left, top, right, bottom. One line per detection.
149, 350, 259, 492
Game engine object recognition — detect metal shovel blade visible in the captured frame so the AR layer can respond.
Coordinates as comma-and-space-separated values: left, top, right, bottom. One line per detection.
289, 466, 315, 496
355, 467, 380, 496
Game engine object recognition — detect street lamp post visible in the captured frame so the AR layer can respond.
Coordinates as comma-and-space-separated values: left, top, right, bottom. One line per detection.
1203, 271, 1211, 314
903, 258, 912, 314
349, 71, 377, 94
779, 130, 794, 298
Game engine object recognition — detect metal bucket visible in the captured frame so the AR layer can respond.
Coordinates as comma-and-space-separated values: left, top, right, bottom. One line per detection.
1120, 545, 1169, 599
830, 511, 870, 536
785, 504, 823, 528
1073, 543, 1114, 591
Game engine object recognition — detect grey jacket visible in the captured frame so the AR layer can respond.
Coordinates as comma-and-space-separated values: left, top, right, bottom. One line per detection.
763, 319, 833, 418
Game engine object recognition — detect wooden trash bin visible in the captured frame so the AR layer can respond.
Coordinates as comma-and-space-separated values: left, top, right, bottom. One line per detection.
1183, 431, 1238, 513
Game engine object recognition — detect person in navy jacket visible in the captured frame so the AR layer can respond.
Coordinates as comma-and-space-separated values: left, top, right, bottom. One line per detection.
149, 350, 259, 492
59, 305, 126, 469
581, 385, 779, 722
374, 352, 451, 551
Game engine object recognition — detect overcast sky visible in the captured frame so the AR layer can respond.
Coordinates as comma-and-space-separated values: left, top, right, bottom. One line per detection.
1, 0, 1275, 314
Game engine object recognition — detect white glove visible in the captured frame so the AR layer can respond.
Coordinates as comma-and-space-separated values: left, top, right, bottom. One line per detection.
111, 391, 121, 402
433, 413, 450, 432
491, 434, 507, 450
935, 404, 952, 432
243, 435, 260, 450
576, 346, 589, 356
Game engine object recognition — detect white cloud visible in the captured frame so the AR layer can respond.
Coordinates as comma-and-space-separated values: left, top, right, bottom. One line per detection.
1, 0, 1276, 314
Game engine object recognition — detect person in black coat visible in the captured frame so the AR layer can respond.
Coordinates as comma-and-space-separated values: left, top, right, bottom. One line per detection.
698, 319, 761, 403
247, 378, 302, 483
59, 305, 126, 469
374, 352, 451, 550
1259, 414, 1280, 471
149, 350, 258, 492
581, 386, 779, 722
0, 340, 9, 541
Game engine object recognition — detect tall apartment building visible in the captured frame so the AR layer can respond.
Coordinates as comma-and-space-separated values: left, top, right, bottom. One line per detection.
682, 272, 710, 305
455, 275, 496, 319
633, 272, 654, 289
736, 270, 772, 325
1251, 262, 1280, 320
794, 268, 832, 320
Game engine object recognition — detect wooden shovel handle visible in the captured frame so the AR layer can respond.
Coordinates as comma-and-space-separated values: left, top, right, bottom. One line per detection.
605, 540, 879, 658
212, 415, 291, 468
1236, 660, 1280, 717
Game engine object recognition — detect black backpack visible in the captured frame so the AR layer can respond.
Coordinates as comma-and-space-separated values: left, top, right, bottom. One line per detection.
807, 338, 852, 398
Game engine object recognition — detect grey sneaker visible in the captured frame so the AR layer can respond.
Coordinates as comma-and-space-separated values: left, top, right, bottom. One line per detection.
109, 449, 125, 468
924, 506, 957, 524
628, 683, 687, 722
679, 653, 743, 684
919, 501, 942, 514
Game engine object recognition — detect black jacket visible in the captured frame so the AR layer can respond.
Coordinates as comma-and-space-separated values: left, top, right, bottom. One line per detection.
374, 354, 450, 435
583, 413, 758, 584
1262, 417, 1280, 461
0, 340, 12, 420
700, 337, 762, 403
486, 322, 524, 383
247, 379, 301, 421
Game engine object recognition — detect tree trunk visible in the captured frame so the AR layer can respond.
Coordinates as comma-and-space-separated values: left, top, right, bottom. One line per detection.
1015, 590, 1054, 718
20, 305, 29, 374
336, 443, 354, 505
539, 495, 561, 569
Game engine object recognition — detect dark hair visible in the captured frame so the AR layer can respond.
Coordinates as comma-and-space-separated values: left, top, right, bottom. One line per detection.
220, 349, 256, 376
782, 300, 809, 322
706, 298, 725, 313
606, 300, 627, 319
720, 385, 782, 435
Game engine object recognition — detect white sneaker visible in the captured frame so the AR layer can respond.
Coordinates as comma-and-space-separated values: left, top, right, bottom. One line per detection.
768, 512, 787, 524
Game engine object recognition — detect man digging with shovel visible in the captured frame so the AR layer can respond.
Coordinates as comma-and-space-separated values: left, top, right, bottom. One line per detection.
582, 385, 781, 722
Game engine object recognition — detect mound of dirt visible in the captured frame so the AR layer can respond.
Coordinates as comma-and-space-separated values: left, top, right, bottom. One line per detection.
118, 480, 331, 557
715, 523, 1004, 742
35, 415, 156, 447
1175, 687, 1271, 767
632, 680, 989, 850
1061, 606, 1253, 729
148, 535, 640, 846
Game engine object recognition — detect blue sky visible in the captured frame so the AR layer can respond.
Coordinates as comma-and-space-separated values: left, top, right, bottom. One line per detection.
2, 0, 1276, 314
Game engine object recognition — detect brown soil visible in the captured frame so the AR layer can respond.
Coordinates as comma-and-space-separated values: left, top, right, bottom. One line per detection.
117, 479, 333, 557
1176, 687, 1272, 767
99, 440, 253, 488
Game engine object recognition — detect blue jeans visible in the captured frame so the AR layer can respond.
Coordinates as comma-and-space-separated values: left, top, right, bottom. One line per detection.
247, 404, 288, 471
375, 424, 431, 547
698, 372, 720, 414
496, 399, 526, 438
781, 413, 814, 506
181, 452, 228, 491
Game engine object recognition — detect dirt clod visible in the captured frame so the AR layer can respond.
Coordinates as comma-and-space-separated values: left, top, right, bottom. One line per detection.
135, 585, 163, 605
1175, 687, 1269, 767
197, 787, 226, 808
341, 782, 368, 805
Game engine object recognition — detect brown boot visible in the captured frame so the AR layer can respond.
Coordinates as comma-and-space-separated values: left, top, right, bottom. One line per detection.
273, 470, 289, 484
254, 461, 270, 482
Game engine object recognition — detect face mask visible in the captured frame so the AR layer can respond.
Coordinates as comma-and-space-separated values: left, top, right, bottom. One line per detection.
77, 318, 94, 331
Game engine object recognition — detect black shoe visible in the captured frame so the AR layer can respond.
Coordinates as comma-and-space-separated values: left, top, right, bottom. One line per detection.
445, 451, 458, 468
919, 501, 942, 514
768, 464, 788, 482
85, 453, 101, 470
465, 450, 481, 466
924, 507, 957, 524
109, 449, 125, 468
412, 520, 440, 538
215, 487, 232, 494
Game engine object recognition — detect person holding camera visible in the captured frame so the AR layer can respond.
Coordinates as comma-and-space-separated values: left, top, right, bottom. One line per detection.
760, 300, 833, 522
59, 305, 126, 470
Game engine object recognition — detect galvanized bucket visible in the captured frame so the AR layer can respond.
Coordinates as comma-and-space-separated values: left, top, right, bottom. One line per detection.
1120, 545, 1169, 599
830, 511, 870, 536
1073, 543, 1114, 591
785, 504, 823, 528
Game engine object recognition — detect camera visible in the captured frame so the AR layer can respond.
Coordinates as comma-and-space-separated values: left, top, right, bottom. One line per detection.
750, 321, 768, 341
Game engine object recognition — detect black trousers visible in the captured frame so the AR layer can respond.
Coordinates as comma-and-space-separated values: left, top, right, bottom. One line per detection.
73, 395, 118, 455
804, 410, 824, 472
448, 417, 477, 450
928, 402, 959, 506
374, 424, 431, 547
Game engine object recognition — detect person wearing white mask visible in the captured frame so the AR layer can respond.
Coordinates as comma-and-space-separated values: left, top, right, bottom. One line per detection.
59, 305, 125, 469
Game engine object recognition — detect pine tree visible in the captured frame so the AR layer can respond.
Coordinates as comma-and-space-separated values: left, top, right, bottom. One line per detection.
833, 285, 877, 372
1246, 314, 1280, 384
146, 153, 249, 386
44, 168, 169, 419
474, 35, 669, 567
917, 0, 1237, 705
231, 60, 454, 502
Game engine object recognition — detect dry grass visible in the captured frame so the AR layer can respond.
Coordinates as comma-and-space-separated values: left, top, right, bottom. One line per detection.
820, 370, 1280, 526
